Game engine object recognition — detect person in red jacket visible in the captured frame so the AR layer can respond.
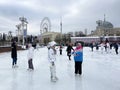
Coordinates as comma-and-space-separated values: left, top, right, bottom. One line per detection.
73, 43, 83, 75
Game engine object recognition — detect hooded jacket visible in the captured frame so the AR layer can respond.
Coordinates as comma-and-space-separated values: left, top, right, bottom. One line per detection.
27, 45, 34, 60
11, 42, 17, 58
73, 45, 83, 62
48, 47, 56, 63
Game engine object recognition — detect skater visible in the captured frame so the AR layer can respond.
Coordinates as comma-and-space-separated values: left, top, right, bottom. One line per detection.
100, 42, 105, 53
11, 39, 18, 68
114, 42, 119, 54
104, 43, 107, 52
106, 42, 110, 53
90, 42, 94, 51
110, 43, 113, 49
95, 42, 99, 50
59, 45, 62, 55
48, 41, 58, 82
27, 43, 34, 71
66, 43, 74, 60
73, 43, 83, 75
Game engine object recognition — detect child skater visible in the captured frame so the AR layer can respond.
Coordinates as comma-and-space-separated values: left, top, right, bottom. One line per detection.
48, 41, 58, 82
73, 43, 83, 75
27, 43, 34, 71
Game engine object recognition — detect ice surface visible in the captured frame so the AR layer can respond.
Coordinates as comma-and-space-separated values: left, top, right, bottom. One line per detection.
0, 47, 120, 90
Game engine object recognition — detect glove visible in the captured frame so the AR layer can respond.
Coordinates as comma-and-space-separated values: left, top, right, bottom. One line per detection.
71, 52, 74, 54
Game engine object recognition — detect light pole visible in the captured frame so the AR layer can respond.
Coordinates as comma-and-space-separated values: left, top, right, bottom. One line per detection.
16, 24, 21, 44
19, 17, 28, 46
60, 17, 62, 45
40, 29, 42, 45
114, 34, 117, 41
8, 31, 12, 43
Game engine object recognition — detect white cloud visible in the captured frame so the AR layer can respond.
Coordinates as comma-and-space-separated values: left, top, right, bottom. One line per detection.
0, 0, 120, 35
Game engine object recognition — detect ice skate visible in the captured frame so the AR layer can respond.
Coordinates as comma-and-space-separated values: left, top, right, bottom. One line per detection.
12, 64, 18, 68
14, 64, 18, 68
27, 68, 34, 71
50, 64, 58, 82
51, 77, 56, 82
12, 65, 15, 68
51, 76, 58, 82
55, 76, 58, 80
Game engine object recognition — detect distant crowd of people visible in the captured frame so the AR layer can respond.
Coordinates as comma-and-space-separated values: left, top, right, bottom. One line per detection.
90, 41, 119, 54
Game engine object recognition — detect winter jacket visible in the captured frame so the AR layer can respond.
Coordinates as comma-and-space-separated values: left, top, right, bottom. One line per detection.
48, 48, 56, 63
27, 46, 34, 60
73, 46, 83, 62
66, 45, 74, 53
11, 42, 17, 58
114, 43, 118, 49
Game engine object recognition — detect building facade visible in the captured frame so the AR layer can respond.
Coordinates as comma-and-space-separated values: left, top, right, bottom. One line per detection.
40, 32, 60, 45
91, 19, 120, 36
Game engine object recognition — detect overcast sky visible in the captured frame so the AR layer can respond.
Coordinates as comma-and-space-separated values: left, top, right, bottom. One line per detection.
0, 0, 120, 35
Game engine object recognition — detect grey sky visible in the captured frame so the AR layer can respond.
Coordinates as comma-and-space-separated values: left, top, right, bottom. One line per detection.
0, 0, 120, 35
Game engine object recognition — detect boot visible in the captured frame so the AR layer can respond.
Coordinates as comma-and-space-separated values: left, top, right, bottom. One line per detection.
12, 65, 15, 68
50, 64, 58, 82
15, 64, 18, 68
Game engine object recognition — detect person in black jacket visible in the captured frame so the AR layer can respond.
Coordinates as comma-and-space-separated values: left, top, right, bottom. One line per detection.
66, 43, 74, 60
59, 45, 62, 55
11, 39, 18, 68
114, 42, 119, 54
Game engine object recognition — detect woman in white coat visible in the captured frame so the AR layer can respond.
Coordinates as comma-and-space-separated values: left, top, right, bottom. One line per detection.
27, 44, 34, 71
48, 41, 58, 82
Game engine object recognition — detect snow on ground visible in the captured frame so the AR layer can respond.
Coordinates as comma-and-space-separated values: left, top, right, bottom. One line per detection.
0, 46, 120, 90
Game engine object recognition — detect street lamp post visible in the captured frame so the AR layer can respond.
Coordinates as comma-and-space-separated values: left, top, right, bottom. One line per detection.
60, 17, 62, 45
40, 29, 42, 45
19, 17, 28, 46
16, 24, 21, 44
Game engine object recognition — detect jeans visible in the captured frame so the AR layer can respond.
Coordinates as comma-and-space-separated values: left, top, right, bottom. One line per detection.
28, 59, 34, 69
12, 57, 17, 66
75, 62, 82, 74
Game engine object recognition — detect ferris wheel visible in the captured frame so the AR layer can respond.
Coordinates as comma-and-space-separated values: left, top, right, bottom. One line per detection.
40, 17, 51, 34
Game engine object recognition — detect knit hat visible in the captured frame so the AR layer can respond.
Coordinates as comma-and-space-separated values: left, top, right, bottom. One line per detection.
75, 43, 82, 50
49, 41, 56, 47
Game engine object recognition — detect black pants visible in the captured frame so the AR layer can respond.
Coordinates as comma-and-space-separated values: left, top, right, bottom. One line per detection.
28, 59, 34, 69
115, 48, 118, 54
75, 62, 82, 74
67, 52, 71, 60
60, 50, 62, 55
12, 57, 17, 66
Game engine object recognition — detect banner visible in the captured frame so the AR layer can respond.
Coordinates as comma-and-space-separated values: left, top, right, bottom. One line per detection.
23, 29, 27, 37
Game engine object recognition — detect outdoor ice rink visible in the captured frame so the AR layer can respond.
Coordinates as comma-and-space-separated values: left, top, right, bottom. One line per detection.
0, 46, 120, 90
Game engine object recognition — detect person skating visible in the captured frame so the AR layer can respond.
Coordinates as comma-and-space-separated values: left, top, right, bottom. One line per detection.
66, 43, 74, 60
73, 43, 83, 75
114, 42, 119, 54
48, 41, 58, 82
90, 42, 94, 52
95, 43, 99, 50
27, 43, 34, 71
59, 45, 62, 55
11, 39, 18, 68
106, 42, 110, 53
100, 42, 105, 53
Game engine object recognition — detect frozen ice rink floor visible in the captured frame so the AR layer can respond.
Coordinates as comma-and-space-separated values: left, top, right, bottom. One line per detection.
0, 47, 120, 90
